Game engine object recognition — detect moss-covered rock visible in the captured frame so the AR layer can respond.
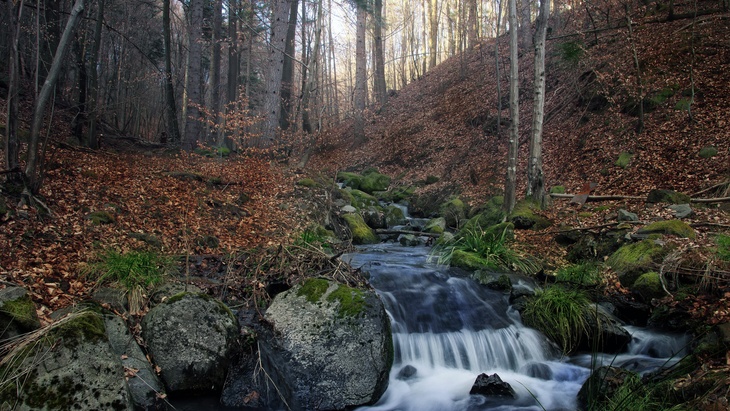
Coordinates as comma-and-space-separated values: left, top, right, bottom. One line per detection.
384, 205, 407, 227
615, 152, 633, 168
337, 172, 364, 190
631, 271, 666, 301
646, 189, 691, 204
637, 219, 696, 239
360, 171, 391, 194
87, 210, 115, 225
509, 200, 552, 230
424, 217, 446, 234
698, 146, 718, 158
349, 189, 380, 209
296, 178, 318, 188
472, 272, 512, 292
450, 250, 498, 271
343, 213, 380, 244
440, 197, 466, 228
550, 186, 566, 194
0, 287, 41, 340
607, 240, 668, 287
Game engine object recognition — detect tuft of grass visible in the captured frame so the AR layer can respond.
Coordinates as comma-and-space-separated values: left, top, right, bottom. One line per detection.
433, 224, 537, 273
715, 234, 730, 262
556, 262, 602, 286
522, 286, 591, 354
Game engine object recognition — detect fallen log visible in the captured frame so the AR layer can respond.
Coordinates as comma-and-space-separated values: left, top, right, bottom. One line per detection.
550, 193, 730, 203
375, 229, 441, 238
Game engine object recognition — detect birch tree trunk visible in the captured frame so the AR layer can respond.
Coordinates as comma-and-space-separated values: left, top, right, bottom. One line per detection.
183, 0, 204, 151
353, 4, 368, 147
262, 0, 291, 147
25, 0, 85, 194
527, 0, 550, 206
504, 0, 520, 214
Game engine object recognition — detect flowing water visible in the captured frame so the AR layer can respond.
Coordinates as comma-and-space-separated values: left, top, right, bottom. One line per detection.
342, 244, 689, 411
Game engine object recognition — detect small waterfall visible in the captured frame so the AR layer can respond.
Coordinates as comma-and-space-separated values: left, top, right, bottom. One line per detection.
344, 244, 686, 411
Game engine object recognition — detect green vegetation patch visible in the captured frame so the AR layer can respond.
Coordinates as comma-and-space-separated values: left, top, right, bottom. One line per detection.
550, 186, 566, 194
53, 310, 107, 346
349, 189, 379, 209
558, 41, 585, 65
717, 234, 730, 262
337, 172, 363, 190
0, 292, 40, 332
615, 152, 633, 168
297, 278, 330, 304
360, 171, 391, 194
326, 285, 367, 318
646, 189, 691, 204
296, 178, 318, 188
342, 213, 379, 244
637, 219, 695, 239
440, 197, 466, 228
698, 146, 718, 159
509, 199, 552, 230
425, 175, 440, 185
83, 250, 171, 292
632, 271, 666, 301
607, 240, 667, 286
556, 262, 602, 286
522, 286, 591, 354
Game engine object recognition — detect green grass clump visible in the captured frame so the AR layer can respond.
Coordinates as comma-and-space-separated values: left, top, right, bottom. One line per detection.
522, 286, 591, 354
434, 224, 536, 273
716, 234, 730, 262
294, 226, 334, 250
556, 262, 602, 286
616, 152, 633, 168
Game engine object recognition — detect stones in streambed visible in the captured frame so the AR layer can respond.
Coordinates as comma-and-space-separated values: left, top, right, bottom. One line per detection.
397, 365, 418, 380
141, 292, 238, 393
469, 373, 516, 398
343, 213, 380, 244
260, 278, 392, 410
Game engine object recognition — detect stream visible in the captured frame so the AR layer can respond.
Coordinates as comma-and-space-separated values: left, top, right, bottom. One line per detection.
342, 243, 689, 411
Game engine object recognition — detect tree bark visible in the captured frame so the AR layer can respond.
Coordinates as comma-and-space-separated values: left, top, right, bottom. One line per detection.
494, 0, 503, 138
353, 4, 368, 147
519, 0, 532, 50
262, 0, 292, 147
87, 0, 104, 149
5, 0, 24, 183
428, 0, 439, 68
183, 0, 204, 151
26, 0, 85, 194
467, 0, 478, 48
209, 0, 224, 143
527, 0, 550, 206
504, 0, 520, 214
625, 5, 644, 134
373, 0, 388, 106
303, 0, 323, 134
279, 0, 299, 131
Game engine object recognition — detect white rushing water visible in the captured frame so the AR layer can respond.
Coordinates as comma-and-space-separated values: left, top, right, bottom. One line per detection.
343, 244, 688, 411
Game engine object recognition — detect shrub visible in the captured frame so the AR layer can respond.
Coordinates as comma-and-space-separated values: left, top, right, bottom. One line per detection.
522, 286, 591, 354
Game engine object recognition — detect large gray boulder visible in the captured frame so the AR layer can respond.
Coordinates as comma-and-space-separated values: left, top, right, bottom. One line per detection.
0, 310, 133, 410
104, 314, 166, 410
261, 279, 392, 410
141, 292, 238, 393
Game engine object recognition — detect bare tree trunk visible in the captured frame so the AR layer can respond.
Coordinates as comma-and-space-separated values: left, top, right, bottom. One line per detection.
224, 0, 239, 149
353, 4, 367, 146
329, 0, 340, 120
625, 4, 644, 134
504, 0, 520, 214
467, 0, 478, 48
4, 0, 24, 183
262, 0, 291, 147
373, 0, 388, 106
527, 0, 549, 206
519, 0, 532, 50
279, 0, 299, 131
72, 32, 88, 144
87, 0, 104, 149
26, 0, 85, 194
303, 0, 323, 133
209, 0, 223, 143
428, 0, 439, 68
494, 0, 503, 137
183, 0, 204, 151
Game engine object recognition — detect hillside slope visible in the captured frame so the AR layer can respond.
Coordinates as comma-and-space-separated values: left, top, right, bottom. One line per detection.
310, 0, 729, 202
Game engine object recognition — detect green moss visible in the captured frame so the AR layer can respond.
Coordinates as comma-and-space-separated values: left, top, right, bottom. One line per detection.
53, 311, 107, 347
632, 271, 666, 300
350, 189, 379, 209
424, 217, 446, 234
360, 172, 391, 194
384, 206, 406, 227
550, 186, 566, 194
326, 285, 367, 318
450, 250, 498, 271
296, 178, 318, 188
646, 189, 691, 204
297, 278, 330, 303
465, 196, 505, 229
716, 234, 730, 262
608, 240, 667, 286
1, 294, 39, 332
343, 213, 379, 244
510, 200, 552, 230
698, 146, 718, 159
336, 172, 363, 190
440, 197, 466, 228
637, 219, 696, 239
615, 152, 633, 168
556, 262, 602, 286
87, 211, 115, 225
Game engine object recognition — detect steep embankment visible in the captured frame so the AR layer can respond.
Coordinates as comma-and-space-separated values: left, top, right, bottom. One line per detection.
310, 0, 729, 201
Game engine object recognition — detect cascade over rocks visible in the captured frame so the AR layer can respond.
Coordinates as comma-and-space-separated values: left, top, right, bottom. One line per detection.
260, 279, 392, 410
141, 292, 239, 393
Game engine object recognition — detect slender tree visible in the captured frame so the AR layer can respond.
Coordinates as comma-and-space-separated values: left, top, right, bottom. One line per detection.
303, 0, 323, 133
4, 0, 24, 181
87, 0, 104, 149
25, 0, 86, 195
504, 0, 520, 213
353, 3, 368, 146
183, 0, 204, 151
373, 0, 388, 106
262, 0, 292, 147
209, 0, 224, 143
527, 0, 550, 206
279, 0, 300, 131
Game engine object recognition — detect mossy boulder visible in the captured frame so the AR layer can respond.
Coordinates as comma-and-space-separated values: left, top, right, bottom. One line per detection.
0, 287, 41, 340
464, 196, 506, 231
631, 271, 666, 301
450, 250, 498, 271
424, 217, 446, 234
607, 240, 668, 287
698, 146, 718, 158
0, 310, 134, 410
473, 272, 512, 292
336, 171, 363, 190
262, 279, 392, 410
615, 152, 633, 168
637, 219, 696, 239
509, 200, 551, 230
361, 207, 387, 229
646, 189, 691, 204
398, 234, 422, 246
440, 197, 466, 228
360, 171, 391, 194
349, 189, 380, 209
343, 213, 380, 244
384, 205, 407, 227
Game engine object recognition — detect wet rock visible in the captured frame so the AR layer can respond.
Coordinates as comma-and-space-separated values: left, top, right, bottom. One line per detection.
521, 362, 553, 380
581, 304, 632, 353
397, 365, 418, 380
399, 234, 422, 246
141, 293, 238, 393
261, 279, 392, 410
469, 373, 516, 398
